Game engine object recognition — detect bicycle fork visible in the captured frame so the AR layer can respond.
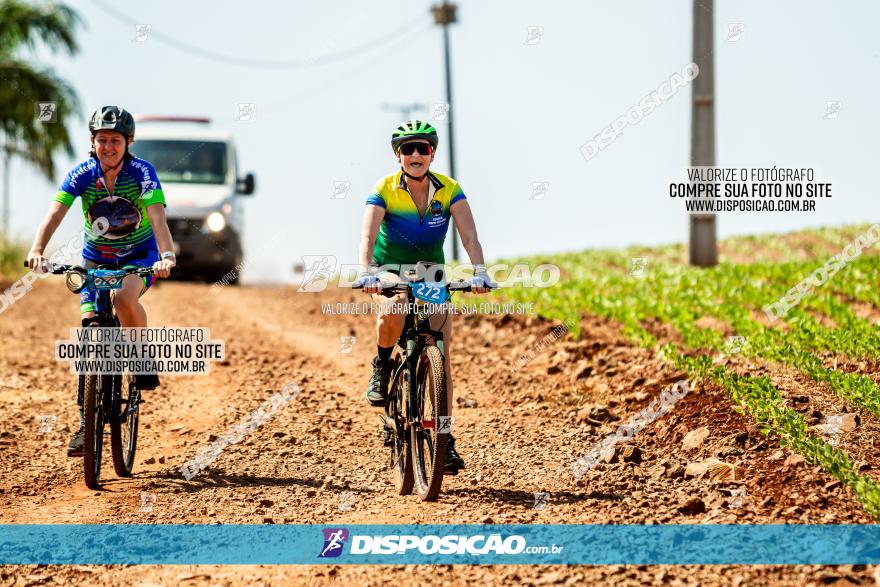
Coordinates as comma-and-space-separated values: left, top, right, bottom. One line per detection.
406, 338, 424, 431
409, 336, 447, 432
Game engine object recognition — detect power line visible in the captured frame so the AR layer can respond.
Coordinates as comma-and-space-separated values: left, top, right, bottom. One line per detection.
263, 24, 431, 113
88, 0, 426, 69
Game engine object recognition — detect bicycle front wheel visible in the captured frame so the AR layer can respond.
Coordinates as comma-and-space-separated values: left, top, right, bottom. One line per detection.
387, 350, 413, 495
110, 373, 139, 477
83, 374, 106, 489
410, 345, 448, 501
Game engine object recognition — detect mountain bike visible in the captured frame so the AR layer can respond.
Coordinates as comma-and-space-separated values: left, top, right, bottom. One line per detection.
355, 274, 477, 501
28, 261, 154, 489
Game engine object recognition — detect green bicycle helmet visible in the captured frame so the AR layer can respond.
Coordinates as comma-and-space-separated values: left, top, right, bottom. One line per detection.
391, 120, 439, 152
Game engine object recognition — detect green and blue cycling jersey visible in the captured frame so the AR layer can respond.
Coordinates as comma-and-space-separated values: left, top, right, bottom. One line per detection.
55, 156, 166, 314
55, 156, 166, 262
366, 170, 466, 267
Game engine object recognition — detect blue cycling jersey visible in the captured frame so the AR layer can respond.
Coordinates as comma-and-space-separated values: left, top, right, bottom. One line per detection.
55, 156, 166, 262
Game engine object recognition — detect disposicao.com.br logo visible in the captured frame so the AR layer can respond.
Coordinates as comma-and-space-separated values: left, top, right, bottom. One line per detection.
318, 528, 563, 558
318, 528, 349, 558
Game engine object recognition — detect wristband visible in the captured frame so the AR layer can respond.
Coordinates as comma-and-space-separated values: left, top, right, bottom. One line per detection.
161, 251, 176, 260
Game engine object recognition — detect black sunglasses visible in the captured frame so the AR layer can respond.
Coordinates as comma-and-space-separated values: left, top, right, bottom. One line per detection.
399, 142, 432, 156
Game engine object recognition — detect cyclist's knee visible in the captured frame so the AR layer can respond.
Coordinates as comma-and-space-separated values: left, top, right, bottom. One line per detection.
376, 294, 407, 318
378, 301, 406, 319
430, 310, 453, 335
377, 313, 404, 341
378, 312, 401, 327
113, 276, 141, 303
113, 291, 139, 311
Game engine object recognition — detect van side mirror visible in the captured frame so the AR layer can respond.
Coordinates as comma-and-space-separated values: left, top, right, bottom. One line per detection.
237, 173, 255, 195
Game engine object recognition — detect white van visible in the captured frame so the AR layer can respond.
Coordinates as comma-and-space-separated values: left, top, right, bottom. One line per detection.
133, 116, 255, 284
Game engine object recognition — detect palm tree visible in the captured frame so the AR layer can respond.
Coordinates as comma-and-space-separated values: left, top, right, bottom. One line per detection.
0, 0, 82, 237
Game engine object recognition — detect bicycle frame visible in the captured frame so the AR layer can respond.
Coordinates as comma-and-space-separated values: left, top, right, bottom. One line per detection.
75, 267, 143, 421
357, 276, 472, 434
355, 271, 482, 498
28, 260, 153, 486
88, 288, 137, 425
394, 288, 447, 437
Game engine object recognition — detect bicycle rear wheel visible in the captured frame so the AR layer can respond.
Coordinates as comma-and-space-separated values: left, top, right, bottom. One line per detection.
82, 374, 105, 489
110, 373, 139, 477
410, 345, 448, 501
386, 351, 413, 495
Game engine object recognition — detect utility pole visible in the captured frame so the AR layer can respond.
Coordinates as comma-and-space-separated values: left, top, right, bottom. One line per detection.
689, 0, 718, 266
1, 146, 10, 238
432, 0, 460, 262
383, 103, 427, 122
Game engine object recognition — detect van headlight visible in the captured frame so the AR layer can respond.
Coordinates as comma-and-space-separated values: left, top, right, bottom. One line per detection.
206, 211, 226, 232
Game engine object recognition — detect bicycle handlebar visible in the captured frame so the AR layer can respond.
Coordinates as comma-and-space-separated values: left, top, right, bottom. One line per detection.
352, 280, 486, 296
23, 261, 154, 277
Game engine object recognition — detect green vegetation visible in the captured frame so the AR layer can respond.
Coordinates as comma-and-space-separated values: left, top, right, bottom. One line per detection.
0, 0, 81, 177
0, 237, 26, 279
668, 345, 880, 521
501, 224, 880, 520
1, 0, 82, 237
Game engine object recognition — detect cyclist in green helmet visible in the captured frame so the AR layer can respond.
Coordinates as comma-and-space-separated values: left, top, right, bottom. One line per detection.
356, 120, 492, 473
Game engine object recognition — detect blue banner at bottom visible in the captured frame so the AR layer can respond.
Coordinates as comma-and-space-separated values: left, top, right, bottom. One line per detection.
0, 524, 878, 565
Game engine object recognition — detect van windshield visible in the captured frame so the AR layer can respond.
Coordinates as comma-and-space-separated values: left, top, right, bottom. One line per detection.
133, 140, 228, 185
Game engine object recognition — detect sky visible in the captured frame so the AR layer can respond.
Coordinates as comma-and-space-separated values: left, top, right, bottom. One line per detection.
8, 0, 879, 282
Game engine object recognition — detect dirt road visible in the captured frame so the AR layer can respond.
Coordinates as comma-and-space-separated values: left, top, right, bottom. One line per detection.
0, 280, 876, 585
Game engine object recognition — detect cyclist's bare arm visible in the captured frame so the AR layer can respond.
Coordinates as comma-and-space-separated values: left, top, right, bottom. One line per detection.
359, 204, 385, 293
450, 200, 490, 292
27, 201, 70, 270
358, 204, 384, 269
146, 203, 176, 278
